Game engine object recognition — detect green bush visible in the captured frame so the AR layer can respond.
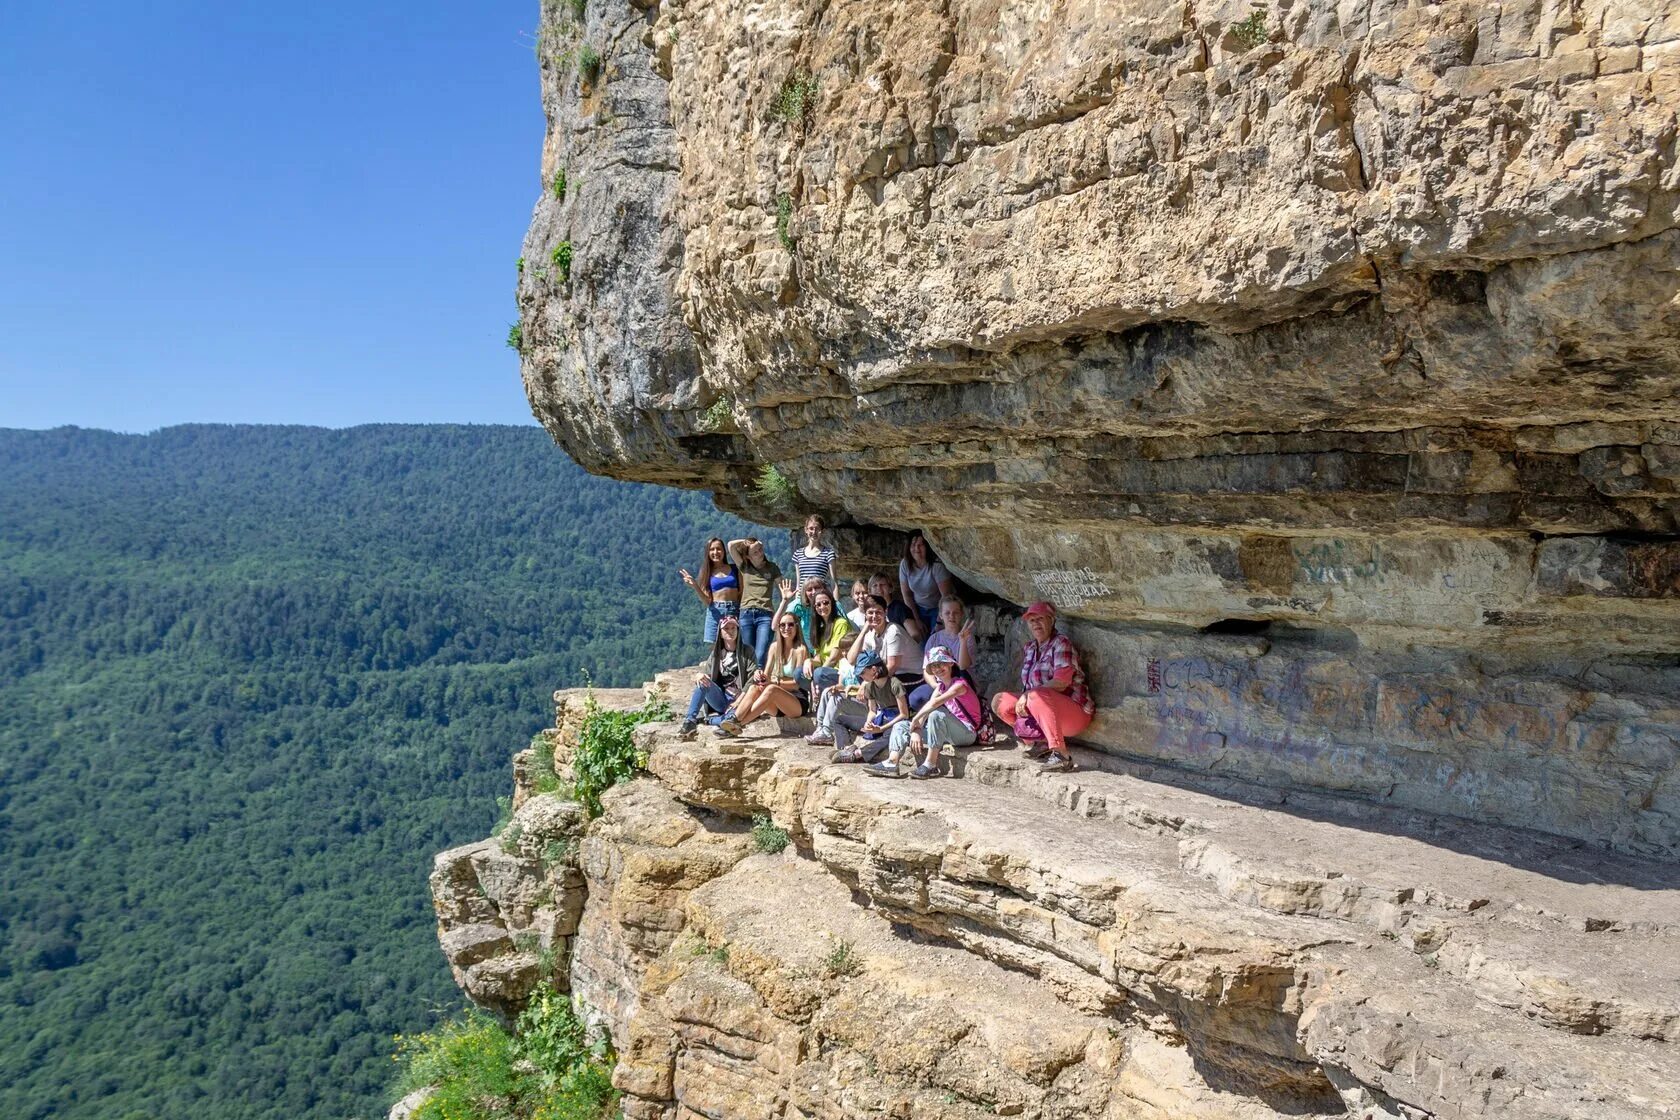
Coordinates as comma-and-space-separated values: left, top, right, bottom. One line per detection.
392, 990, 618, 1120
751, 814, 789, 854
772, 71, 818, 126
578, 45, 602, 88
573, 690, 672, 817
552, 169, 568, 202
568, 0, 587, 21
1231, 9, 1267, 48
551, 242, 574, 283
695, 396, 735, 433
506, 322, 525, 353
752, 464, 796, 510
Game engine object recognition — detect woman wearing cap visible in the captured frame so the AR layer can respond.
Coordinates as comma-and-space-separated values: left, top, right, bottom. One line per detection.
718, 612, 811, 734
991, 602, 1094, 773
679, 536, 740, 644
872, 646, 982, 779
679, 614, 756, 737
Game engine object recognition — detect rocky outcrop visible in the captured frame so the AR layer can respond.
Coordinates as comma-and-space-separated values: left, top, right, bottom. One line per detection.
426, 682, 1680, 1119
517, 0, 1679, 859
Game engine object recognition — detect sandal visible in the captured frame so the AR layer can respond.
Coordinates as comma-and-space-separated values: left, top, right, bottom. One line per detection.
1021, 742, 1051, 760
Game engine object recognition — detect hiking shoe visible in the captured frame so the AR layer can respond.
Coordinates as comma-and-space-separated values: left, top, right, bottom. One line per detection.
1021, 742, 1051, 760
1037, 753, 1075, 773
719, 718, 743, 736
909, 763, 941, 780
865, 760, 902, 778
679, 719, 698, 740
806, 730, 834, 745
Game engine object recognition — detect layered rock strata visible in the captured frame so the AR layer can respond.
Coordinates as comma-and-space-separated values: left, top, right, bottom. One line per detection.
517, 0, 1680, 858
426, 684, 1680, 1119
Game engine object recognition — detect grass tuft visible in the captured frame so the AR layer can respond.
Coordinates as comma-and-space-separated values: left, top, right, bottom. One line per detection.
822, 939, 862, 978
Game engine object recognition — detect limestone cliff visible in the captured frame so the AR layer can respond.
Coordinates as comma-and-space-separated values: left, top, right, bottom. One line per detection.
517, 0, 1680, 860
425, 685, 1679, 1120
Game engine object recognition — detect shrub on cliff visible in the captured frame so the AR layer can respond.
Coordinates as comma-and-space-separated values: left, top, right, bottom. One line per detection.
392, 989, 617, 1120
573, 690, 672, 816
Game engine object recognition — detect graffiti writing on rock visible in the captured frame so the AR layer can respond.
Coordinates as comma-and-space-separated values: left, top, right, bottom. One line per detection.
1292, 539, 1400, 586
1032, 567, 1113, 609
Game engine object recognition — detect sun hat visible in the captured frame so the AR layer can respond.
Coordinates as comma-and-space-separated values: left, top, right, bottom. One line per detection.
1021, 601, 1057, 620
855, 649, 885, 674
924, 646, 956, 666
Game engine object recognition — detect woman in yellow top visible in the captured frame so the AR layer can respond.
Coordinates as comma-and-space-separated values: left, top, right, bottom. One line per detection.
802, 585, 853, 702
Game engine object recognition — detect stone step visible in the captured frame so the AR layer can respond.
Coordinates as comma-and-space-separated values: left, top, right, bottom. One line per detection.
636, 722, 1680, 1119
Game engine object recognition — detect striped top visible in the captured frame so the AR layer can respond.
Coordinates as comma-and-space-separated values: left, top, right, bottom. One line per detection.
791, 545, 836, 590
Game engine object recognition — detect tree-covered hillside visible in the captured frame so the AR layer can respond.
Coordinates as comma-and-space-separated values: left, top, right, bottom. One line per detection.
0, 424, 771, 1120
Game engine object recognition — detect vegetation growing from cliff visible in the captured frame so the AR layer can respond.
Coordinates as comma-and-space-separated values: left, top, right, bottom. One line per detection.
572, 690, 671, 816
394, 989, 617, 1120
0, 425, 767, 1120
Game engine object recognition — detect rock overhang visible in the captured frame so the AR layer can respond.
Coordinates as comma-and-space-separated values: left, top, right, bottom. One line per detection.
517, 0, 1680, 857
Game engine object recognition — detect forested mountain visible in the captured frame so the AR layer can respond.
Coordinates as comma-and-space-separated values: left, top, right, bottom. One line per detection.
0, 424, 770, 1120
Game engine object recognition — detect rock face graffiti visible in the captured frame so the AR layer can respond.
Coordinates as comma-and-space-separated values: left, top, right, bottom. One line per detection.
1032, 567, 1113, 609
1291, 539, 1399, 585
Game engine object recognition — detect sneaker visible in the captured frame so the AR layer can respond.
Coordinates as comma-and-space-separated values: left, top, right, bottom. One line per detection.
806, 730, 834, 745
1021, 742, 1051, 761
909, 763, 941, 780
679, 719, 698, 740
718, 718, 743, 737
856, 738, 890, 763
865, 760, 902, 778
1037, 753, 1075, 773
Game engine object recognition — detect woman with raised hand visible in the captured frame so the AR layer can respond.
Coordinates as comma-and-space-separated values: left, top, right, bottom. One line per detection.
991, 601, 1094, 774
679, 536, 739, 644
907, 594, 975, 711
718, 613, 811, 734
727, 535, 782, 664
873, 646, 983, 779
791, 513, 837, 590
679, 615, 756, 738
773, 575, 828, 649
898, 531, 953, 639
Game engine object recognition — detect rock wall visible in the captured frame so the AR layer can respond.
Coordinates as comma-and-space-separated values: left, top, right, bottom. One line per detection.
424, 685, 1680, 1119
516, 0, 1680, 857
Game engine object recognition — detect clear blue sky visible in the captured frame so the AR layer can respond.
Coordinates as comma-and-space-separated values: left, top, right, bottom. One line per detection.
0, 1, 545, 431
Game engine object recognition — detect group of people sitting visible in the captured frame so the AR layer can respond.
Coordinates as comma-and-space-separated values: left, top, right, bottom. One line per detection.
676, 515, 1095, 777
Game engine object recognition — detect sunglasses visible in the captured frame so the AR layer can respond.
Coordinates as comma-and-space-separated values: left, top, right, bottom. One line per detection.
778, 622, 799, 630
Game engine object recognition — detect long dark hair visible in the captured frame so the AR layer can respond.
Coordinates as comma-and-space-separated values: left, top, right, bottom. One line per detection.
810, 587, 838, 650
698, 536, 730, 586
768, 617, 810, 669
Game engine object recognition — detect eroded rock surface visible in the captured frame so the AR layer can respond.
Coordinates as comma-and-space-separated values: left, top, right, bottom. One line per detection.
518, 0, 1679, 858
426, 684, 1680, 1119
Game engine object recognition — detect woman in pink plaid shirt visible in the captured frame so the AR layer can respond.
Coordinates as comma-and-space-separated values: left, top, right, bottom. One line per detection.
991, 601, 1094, 773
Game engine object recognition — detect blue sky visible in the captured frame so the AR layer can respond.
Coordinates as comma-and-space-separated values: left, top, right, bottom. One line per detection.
0, 1, 545, 430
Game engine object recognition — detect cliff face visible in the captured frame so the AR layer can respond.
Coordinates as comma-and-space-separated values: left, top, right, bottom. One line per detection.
518, 0, 1680, 859
426, 686, 1680, 1120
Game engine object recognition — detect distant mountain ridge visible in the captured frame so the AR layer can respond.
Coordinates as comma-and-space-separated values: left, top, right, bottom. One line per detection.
0, 424, 768, 1120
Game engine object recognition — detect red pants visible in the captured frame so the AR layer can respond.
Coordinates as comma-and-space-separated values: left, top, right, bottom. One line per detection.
992, 688, 1092, 754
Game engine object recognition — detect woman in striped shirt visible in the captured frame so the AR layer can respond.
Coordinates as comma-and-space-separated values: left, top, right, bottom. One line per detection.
791, 513, 837, 589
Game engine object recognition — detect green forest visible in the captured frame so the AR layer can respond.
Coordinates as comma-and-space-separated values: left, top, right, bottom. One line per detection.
0, 424, 771, 1120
